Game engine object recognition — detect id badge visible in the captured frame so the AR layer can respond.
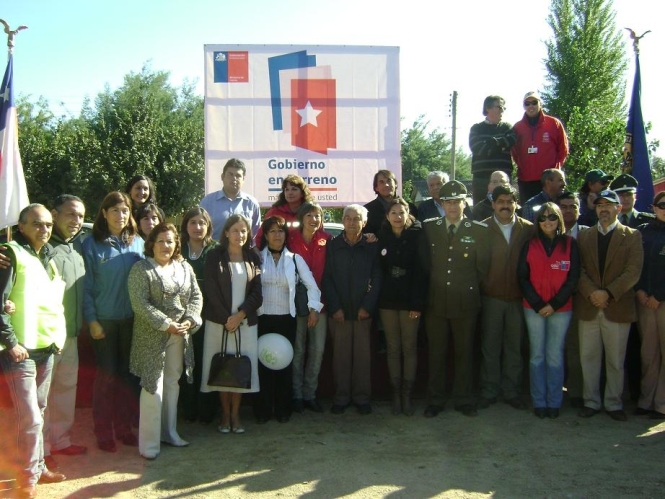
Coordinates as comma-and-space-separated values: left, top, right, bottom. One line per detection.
527, 146, 538, 154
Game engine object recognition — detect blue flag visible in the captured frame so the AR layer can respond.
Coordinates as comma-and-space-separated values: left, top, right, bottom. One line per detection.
622, 54, 654, 212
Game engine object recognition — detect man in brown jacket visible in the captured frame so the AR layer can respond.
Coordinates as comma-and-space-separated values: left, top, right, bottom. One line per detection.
478, 185, 534, 410
576, 190, 643, 421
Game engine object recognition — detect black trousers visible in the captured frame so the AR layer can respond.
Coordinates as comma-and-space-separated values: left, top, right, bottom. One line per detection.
253, 314, 297, 420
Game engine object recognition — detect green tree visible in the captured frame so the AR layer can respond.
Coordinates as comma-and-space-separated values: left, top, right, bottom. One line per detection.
542, 0, 627, 189
400, 115, 470, 200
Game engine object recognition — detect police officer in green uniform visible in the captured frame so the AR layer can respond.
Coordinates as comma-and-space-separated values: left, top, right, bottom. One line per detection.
420, 180, 490, 417
609, 173, 655, 403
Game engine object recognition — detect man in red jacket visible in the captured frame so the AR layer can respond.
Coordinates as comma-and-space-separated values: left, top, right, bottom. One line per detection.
511, 92, 569, 204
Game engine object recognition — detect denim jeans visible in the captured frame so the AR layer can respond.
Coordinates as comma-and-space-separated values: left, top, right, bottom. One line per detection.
292, 312, 327, 401
524, 308, 572, 409
0, 349, 54, 486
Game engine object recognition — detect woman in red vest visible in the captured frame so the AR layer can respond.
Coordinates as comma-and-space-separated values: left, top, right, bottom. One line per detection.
518, 202, 580, 419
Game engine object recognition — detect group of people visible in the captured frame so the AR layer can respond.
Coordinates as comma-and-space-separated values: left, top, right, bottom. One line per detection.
0, 90, 664, 498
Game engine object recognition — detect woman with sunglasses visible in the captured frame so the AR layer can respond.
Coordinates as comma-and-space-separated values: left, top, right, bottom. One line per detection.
634, 192, 665, 419
518, 202, 580, 419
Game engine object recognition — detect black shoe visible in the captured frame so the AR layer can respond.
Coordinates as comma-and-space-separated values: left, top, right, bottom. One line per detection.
423, 405, 444, 418
455, 404, 478, 417
331, 404, 348, 415
607, 410, 627, 422
304, 399, 324, 413
577, 407, 600, 418
649, 411, 665, 420
477, 397, 497, 410
568, 397, 584, 409
505, 397, 526, 410
98, 439, 117, 453
534, 408, 547, 419
634, 407, 651, 416
357, 403, 372, 415
547, 408, 560, 419
292, 399, 304, 414
118, 433, 138, 446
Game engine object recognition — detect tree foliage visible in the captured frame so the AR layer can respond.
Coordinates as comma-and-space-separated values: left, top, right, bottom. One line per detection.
400, 115, 470, 200
18, 65, 204, 218
542, 0, 627, 189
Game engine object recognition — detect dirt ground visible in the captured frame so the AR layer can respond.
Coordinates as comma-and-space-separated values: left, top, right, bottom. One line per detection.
1, 396, 664, 499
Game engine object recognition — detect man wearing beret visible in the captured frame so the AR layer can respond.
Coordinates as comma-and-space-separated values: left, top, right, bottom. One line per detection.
420, 180, 490, 417
576, 190, 643, 421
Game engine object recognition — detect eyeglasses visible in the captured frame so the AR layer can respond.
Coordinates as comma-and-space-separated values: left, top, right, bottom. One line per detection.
494, 105, 506, 111
654, 202, 665, 210
524, 100, 539, 107
537, 214, 558, 222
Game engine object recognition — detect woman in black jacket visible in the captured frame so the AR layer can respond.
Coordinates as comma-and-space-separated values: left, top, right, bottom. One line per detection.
377, 198, 426, 415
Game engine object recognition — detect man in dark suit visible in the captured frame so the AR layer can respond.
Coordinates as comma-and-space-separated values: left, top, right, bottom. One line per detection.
576, 190, 643, 421
609, 173, 655, 403
420, 180, 490, 417
417, 171, 449, 222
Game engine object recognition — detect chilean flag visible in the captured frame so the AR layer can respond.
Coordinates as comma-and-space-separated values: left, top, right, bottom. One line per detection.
0, 55, 29, 230
290, 78, 337, 155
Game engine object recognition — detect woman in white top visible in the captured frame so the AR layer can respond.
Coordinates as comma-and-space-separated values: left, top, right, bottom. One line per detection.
254, 216, 322, 424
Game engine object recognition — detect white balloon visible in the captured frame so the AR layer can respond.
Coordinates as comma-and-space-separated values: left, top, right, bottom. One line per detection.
258, 333, 294, 370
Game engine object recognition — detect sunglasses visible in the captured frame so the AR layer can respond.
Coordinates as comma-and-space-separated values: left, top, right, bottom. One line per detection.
654, 202, 665, 210
524, 100, 539, 106
537, 214, 558, 222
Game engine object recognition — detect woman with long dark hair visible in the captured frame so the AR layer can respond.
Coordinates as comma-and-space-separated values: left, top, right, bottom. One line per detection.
82, 191, 145, 452
178, 207, 219, 424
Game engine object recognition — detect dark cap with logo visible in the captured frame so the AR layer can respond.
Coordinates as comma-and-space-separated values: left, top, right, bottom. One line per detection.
609, 173, 638, 193
585, 169, 614, 184
439, 180, 467, 200
593, 189, 620, 204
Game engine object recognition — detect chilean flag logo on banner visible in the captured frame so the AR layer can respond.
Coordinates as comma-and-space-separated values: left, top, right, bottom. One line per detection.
268, 51, 337, 155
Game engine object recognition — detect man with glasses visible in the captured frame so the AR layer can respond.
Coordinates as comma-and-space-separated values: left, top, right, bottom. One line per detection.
469, 96, 517, 206
511, 92, 569, 204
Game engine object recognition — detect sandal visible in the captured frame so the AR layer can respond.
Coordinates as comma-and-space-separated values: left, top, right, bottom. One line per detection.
232, 425, 246, 434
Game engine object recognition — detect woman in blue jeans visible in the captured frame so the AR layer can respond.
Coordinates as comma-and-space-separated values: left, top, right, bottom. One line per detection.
518, 202, 580, 419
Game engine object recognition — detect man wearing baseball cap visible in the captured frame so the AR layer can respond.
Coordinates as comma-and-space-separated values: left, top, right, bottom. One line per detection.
511, 91, 569, 204
576, 189, 643, 421
420, 180, 490, 418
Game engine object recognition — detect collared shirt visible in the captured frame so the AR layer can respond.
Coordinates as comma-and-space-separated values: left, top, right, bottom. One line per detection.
494, 214, 515, 243
566, 223, 580, 239
200, 188, 261, 241
597, 219, 619, 236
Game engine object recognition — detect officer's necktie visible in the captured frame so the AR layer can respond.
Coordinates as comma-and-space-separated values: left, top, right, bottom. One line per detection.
620, 214, 628, 225
448, 223, 456, 241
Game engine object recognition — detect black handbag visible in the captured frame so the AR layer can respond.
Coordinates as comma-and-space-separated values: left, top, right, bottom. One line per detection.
293, 258, 310, 317
207, 326, 252, 389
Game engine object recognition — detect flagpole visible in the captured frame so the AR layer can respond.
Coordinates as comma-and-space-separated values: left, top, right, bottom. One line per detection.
0, 20, 28, 241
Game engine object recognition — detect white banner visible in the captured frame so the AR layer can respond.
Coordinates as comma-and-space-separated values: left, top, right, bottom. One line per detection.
204, 44, 400, 206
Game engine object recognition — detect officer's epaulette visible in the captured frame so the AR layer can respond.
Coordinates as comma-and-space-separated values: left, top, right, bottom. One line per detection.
472, 220, 488, 227
422, 217, 442, 224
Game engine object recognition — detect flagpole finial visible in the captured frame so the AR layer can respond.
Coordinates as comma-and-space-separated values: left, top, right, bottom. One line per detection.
0, 19, 28, 56
625, 28, 651, 56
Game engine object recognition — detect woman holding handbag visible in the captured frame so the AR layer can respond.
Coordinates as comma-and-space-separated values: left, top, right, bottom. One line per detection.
200, 214, 262, 434
128, 223, 202, 460
255, 216, 322, 424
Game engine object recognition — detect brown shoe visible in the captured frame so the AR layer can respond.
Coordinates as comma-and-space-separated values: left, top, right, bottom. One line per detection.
39, 469, 66, 483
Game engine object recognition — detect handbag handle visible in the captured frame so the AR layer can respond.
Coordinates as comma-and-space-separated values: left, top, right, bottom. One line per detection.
222, 325, 242, 358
